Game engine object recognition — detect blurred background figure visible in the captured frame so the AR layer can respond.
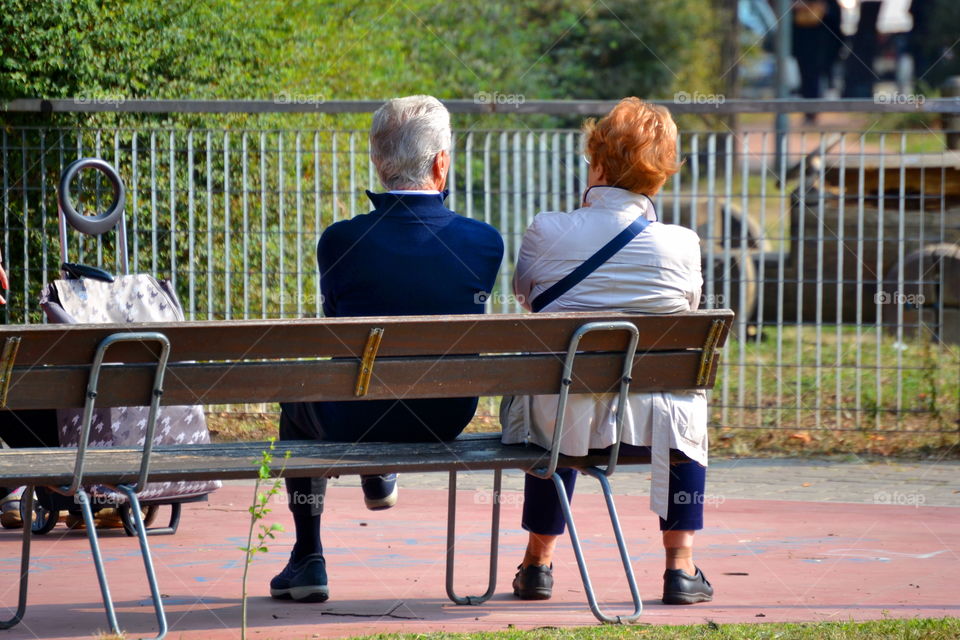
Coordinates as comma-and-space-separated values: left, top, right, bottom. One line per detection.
843, 0, 882, 97
792, 0, 843, 122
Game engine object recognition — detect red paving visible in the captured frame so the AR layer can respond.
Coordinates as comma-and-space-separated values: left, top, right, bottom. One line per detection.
1, 483, 957, 639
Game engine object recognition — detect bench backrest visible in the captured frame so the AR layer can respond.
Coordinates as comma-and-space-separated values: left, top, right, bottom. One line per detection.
0, 311, 733, 410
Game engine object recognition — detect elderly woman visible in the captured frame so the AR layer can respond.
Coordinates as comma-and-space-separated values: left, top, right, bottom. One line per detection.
503, 98, 712, 605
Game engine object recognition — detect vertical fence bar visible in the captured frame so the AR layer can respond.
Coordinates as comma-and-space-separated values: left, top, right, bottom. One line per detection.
814, 134, 826, 429
224, 131, 232, 320
131, 131, 139, 272
775, 129, 786, 430
499, 132, 510, 311
314, 131, 322, 317
278, 132, 286, 319
465, 131, 474, 219
854, 135, 865, 429
295, 132, 304, 318
835, 135, 846, 428
206, 130, 215, 320
720, 132, 733, 426
448, 132, 457, 212
483, 133, 492, 226
795, 132, 807, 430
242, 132, 250, 319
168, 130, 177, 291
756, 131, 768, 419
565, 132, 575, 212
259, 131, 268, 319
738, 132, 750, 426
20, 130, 29, 317
875, 133, 886, 428
39, 131, 48, 293
895, 133, 907, 426
187, 131, 196, 319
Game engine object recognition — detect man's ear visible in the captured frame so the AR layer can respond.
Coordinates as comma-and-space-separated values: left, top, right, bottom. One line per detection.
433, 150, 451, 190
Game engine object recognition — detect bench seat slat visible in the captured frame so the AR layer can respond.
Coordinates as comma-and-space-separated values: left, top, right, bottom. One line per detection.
0, 311, 733, 366
0, 437, 655, 486
7, 350, 711, 409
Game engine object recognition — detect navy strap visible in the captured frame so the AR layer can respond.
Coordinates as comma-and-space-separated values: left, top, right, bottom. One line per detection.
531, 213, 651, 313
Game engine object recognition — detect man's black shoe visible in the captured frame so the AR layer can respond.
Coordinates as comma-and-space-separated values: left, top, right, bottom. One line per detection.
270, 553, 329, 602
512, 563, 553, 600
662, 566, 713, 604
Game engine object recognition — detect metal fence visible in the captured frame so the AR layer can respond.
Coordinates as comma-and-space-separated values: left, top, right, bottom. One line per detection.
2, 100, 958, 434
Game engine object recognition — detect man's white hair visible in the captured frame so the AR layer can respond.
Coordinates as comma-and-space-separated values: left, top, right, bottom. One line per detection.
370, 95, 451, 191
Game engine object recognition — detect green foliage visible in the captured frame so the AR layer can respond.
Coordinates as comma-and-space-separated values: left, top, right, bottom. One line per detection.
239, 438, 290, 640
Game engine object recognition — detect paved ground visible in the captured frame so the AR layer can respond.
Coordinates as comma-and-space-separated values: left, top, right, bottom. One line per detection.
0, 457, 957, 640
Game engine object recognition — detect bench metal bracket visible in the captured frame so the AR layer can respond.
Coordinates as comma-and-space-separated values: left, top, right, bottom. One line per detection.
0, 486, 33, 630
696, 319, 725, 387
354, 327, 384, 397
554, 467, 642, 624
445, 469, 501, 605
61, 331, 170, 638
0, 336, 21, 408
528, 320, 644, 623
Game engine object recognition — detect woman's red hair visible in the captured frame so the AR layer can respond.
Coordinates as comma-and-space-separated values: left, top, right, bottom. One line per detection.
584, 97, 681, 196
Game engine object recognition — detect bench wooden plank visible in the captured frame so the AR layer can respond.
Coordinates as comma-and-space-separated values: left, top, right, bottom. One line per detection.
0, 436, 655, 486
0, 311, 733, 365
6, 350, 710, 409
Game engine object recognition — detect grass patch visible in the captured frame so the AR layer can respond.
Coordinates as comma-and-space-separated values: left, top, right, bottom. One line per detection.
336, 617, 960, 640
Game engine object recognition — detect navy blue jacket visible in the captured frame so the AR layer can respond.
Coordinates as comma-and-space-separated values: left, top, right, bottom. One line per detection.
311, 191, 503, 442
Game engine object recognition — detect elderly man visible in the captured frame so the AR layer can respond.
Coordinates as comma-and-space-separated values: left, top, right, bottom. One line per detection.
270, 95, 504, 603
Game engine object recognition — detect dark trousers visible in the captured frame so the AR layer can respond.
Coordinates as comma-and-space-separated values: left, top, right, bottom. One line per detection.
279, 404, 329, 518
521, 444, 706, 536
0, 409, 59, 499
278, 400, 474, 517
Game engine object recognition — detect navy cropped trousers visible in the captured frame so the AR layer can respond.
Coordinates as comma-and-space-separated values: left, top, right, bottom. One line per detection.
521, 444, 706, 535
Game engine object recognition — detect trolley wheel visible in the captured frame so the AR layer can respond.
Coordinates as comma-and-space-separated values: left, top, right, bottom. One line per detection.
119, 503, 157, 537
119, 503, 179, 537
20, 492, 59, 535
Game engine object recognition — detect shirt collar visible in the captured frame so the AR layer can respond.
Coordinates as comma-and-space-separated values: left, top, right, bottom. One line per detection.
583, 186, 658, 221
387, 189, 442, 195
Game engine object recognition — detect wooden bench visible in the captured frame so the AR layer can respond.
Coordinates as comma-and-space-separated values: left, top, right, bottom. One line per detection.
0, 310, 732, 637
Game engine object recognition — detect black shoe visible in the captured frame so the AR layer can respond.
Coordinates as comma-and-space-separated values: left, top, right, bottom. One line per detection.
270, 553, 329, 602
512, 563, 553, 600
662, 566, 713, 604
361, 473, 398, 511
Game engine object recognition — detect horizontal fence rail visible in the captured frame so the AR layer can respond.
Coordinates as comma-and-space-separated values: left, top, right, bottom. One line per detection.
1, 106, 958, 435
4, 98, 960, 115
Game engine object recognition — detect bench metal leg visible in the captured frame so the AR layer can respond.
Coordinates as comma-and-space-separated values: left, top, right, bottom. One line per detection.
553, 468, 642, 624
445, 469, 501, 605
78, 487, 168, 640
0, 486, 33, 630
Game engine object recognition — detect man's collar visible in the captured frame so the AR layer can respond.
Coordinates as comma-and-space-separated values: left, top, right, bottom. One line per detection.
365, 189, 451, 214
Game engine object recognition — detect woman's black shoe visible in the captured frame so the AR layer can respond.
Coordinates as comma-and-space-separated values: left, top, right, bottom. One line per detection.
512, 563, 553, 600
662, 566, 713, 604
